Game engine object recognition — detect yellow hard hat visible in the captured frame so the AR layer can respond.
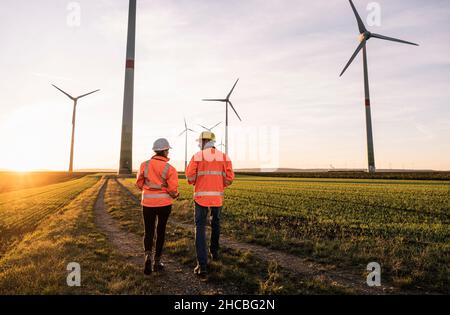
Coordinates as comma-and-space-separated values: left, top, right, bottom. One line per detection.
197, 131, 216, 142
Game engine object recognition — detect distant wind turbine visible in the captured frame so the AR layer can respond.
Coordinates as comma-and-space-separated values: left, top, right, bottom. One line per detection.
217, 138, 225, 150
198, 121, 222, 132
340, 0, 418, 173
202, 79, 242, 155
52, 84, 100, 173
179, 118, 196, 172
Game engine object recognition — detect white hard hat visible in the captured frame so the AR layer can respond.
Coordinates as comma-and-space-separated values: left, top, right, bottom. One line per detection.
152, 138, 172, 152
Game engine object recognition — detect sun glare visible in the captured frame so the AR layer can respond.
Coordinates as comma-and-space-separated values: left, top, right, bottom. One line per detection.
0, 104, 68, 172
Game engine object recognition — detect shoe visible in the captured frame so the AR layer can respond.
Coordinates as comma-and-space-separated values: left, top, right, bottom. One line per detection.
153, 259, 165, 272
144, 254, 152, 275
194, 265, 207, 276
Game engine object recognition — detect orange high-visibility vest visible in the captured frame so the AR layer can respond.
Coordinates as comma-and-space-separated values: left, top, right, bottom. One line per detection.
186, 147, 235, 207
136, 156, 179, 207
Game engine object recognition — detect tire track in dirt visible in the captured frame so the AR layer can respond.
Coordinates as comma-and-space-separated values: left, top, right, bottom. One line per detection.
94, 177, 233, 295
114, 177, 402, 295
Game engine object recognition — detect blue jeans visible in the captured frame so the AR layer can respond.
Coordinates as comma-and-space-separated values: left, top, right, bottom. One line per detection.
195, 202, 221, 267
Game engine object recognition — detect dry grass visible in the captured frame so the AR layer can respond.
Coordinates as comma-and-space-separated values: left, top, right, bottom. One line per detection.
0, 176, 99, 255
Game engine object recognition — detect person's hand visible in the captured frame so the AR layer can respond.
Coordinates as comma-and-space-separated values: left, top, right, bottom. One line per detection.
224, 180, 233, 186
169, 191, 180, 199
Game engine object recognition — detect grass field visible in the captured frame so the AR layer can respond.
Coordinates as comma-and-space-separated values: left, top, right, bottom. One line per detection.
106, 179, 349, 294
0, 172, 448, 294
237, 171, 450, 180
0, 172, 93, 193
122, 175, 450, 293
0, 175, 99, 254
0, 178, 165, 294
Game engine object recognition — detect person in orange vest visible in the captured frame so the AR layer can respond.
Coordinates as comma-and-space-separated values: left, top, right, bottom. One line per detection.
186, 131, 235, 276
136, 138, 179, 275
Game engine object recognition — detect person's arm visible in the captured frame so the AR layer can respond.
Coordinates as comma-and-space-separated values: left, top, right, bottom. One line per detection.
135, 163, 145, 190
224, 156, 235, 187
166, 166, 179, 199
185, 156, 198, 185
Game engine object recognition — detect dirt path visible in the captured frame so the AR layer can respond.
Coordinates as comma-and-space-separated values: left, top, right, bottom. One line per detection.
114, 178, 400, 295
94, 177, 232, 295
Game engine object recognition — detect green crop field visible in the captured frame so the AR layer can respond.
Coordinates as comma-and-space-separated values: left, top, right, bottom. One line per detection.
0, 175, 99, 254
0, 172, 448, 294
123, 176, 450, 293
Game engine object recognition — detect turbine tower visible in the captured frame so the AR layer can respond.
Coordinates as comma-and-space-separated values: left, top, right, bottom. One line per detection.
203, 79, 242, 155
52, 84, 100, 173
340, 0, 418, 173
179, 118, 195, 172
119, 0, 137, 175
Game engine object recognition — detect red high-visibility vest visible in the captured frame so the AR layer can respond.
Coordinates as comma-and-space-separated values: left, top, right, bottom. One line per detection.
136, 156, 179, 207
186, 147, 234, 207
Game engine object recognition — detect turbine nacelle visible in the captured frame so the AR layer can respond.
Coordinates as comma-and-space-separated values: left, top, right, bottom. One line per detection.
202, 78, 242, 122
340, 0, 418, 77
179, 117, 195, 137
51, 83, 100, 173
199, 122, 222, 132
340, 0, 419, 174
52, 84, 100, 102
359, 32, 371, 42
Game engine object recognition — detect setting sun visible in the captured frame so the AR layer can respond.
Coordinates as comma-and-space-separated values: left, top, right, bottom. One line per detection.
0, 103, 71, 172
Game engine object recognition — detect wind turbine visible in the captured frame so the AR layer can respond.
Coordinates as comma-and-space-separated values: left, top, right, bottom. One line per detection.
179, 118, 196, 172
202, 79, 242, 155
119, 0, 137, 175
52, 84, 100, 173
217, 138, 225, 150
340, 0, 418, 173
198, 121, 222, 132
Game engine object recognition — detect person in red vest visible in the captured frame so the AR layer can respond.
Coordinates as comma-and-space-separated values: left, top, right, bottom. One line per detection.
186, 131, 235, 276
136, 138, 179, 275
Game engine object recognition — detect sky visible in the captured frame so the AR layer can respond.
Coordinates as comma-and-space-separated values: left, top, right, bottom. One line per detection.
0, 0, 449, 172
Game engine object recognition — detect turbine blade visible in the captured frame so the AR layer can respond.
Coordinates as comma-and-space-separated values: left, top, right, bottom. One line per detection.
349, 0, 367, 33
340, 39, 366, 77
228, 101, 242, 122
227, 78, 240, 99
211, 122, 222, 130
77, 89, 100, 99
188, 128, 196, 132
178, 130, 187, 137
202, 99, 226, 102
184, 117, 187, 129
52, 84, 74, 100
371, 33, 419, 46
198, 124, 209, 131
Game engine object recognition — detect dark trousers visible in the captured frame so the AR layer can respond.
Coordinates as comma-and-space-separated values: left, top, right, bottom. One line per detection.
195, 202, 222, 267
142, 205, 171, 258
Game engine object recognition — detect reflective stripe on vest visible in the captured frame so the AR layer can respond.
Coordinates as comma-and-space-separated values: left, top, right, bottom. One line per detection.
144, 160, 170, 189
194, 191, 224, 197
197, 171, 226, 177
143, 194, 171, 199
